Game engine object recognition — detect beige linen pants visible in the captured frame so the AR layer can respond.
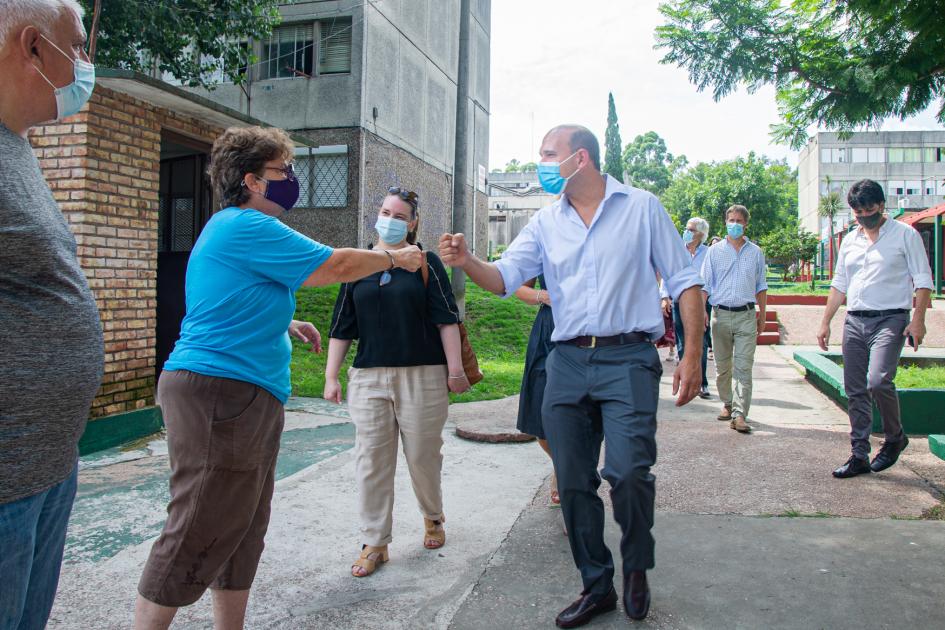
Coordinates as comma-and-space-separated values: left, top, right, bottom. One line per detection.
710, 308, 758, 419
346, 364, 449, 546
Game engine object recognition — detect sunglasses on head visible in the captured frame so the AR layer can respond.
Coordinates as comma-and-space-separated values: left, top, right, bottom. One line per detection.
388, 186, 419, 208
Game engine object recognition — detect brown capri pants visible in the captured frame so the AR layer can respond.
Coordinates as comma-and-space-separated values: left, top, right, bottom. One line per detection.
138, 370, 284, 607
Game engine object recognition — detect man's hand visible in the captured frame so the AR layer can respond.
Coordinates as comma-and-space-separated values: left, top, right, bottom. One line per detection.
439, 233, 469, 268
390, 245, 422, 272
323, 377, 342, 404
756, 312, 766, 336
673, 355, 701, 406
903, 319, 926, 351
704, 311, 710, 331
660, 297, 672, 316
289, 320, 322, 353
816, 322, 830, 351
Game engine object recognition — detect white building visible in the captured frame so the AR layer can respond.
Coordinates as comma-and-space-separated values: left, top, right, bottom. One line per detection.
486, 171, 555, 253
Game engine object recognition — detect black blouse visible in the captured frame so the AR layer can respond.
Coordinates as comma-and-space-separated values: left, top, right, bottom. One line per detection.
328, 249, 462, 368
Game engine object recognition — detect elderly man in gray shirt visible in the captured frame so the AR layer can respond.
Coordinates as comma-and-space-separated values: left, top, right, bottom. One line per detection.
0, 1, 103, 627
818, 179, 933, 478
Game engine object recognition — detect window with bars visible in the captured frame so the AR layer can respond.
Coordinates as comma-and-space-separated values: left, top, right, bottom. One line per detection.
319, 17, 353, 74
294, 147, 349, 208
259, 23, 314, 80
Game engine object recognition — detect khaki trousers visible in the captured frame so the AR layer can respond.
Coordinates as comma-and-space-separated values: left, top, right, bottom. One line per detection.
710, 308, 758, 419
346, 364, 449, 546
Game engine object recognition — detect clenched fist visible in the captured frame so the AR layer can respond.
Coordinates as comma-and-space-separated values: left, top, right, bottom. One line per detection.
390, 245, 422, 272
439, 233, 469, 268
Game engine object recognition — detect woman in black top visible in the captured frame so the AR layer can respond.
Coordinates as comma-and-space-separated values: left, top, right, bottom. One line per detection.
324, 187, 469, 578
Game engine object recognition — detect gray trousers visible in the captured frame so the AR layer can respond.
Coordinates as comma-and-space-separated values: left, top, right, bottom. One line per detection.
542, 342, 661, 597
842, 312, 908, 460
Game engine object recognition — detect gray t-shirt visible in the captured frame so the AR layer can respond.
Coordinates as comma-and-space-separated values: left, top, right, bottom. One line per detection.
0, 123, 104, 504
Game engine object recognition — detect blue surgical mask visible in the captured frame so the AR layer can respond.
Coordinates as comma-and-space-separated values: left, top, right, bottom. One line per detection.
375, 216, 409, 244
34, 34, 95, 120
537, 151, 580, 195
682, 230, 694, 244
726, 222, 745, 239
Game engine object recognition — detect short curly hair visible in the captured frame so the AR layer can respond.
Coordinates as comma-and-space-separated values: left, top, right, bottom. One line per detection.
208, 126, 295, 209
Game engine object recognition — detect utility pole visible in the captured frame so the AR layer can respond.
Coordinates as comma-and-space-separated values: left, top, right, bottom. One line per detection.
450, 0, 471, 316
88, 0, 102, 62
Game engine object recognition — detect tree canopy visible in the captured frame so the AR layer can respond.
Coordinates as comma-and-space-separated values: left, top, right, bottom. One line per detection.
604, 92, 624, 181
759, 222, 820, 280
661, 151, 797, 240
655, 0, 945, 148
82, 0, 281, 88
622, 131, 687, 196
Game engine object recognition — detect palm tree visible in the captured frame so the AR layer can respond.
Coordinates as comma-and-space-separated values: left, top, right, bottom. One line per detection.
818, 176, 843, 278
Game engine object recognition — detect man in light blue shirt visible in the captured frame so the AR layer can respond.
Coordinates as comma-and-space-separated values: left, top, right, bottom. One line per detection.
700, 205, 768, 433
440, 125, 704, 626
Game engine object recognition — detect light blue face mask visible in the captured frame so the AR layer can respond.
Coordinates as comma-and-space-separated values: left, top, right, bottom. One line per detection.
375, 216, 409, 244
537, 151, 580, 195
34, 34, 95, 120
726, 222, 745, 239
682, 229, 695, 244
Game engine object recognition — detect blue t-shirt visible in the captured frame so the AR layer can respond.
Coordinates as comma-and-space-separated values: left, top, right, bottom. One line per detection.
163, 207, 333, 402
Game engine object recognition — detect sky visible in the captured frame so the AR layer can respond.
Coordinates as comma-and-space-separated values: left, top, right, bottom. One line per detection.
487, 0, 943, 171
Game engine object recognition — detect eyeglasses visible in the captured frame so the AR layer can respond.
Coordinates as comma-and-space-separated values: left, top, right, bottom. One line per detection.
388, 186, 419, 209
264, 163, 296, 180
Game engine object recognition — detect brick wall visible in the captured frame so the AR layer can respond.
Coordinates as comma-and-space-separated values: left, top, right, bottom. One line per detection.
29, 87, 223, 418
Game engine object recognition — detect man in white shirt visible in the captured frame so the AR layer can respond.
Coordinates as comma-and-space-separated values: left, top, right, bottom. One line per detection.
817, 179, 933, 478
700, 205, 768, 433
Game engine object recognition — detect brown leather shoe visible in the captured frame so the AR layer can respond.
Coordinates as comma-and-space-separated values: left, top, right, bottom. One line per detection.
730, 416, 751, 433
717, 405, 732, 421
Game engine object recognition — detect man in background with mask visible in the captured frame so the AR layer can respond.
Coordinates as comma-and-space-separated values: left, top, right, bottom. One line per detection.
700, 204, 768, 434
0, 1, 104, 627
440, 125, 705, 626
817, 179, 932, 478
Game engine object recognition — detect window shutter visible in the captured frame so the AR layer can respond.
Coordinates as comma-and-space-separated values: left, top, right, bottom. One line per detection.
319, 18, 352, 74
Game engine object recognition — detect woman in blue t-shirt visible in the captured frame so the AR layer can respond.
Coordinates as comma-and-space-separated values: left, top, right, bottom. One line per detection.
324, 187, 469, 578
134, 127, 422, 629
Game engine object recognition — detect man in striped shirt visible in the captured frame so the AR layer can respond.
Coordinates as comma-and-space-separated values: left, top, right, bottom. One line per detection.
701, 205, 768, 433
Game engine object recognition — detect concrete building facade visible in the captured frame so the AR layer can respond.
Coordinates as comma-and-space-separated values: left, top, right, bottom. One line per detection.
486, 171, 555, 254
182, 0, 491, 253
798, 131, 945, 236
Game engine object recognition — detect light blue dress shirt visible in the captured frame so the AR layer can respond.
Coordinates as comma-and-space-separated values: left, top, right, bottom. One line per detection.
660, 243, 708, 300
700, 237, 768, 308
494, 175, 703, 342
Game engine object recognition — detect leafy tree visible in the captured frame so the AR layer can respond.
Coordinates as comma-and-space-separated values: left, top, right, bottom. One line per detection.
603, 92, 624, 181
655, 0, 945, 148
622, 131, 687, 195
759, 222, 821, 280
83, 0, 280, 88
661, 152, 796, 241
521, 162, 538, 172
504, 159, 522, 173
819, 176, 845, 273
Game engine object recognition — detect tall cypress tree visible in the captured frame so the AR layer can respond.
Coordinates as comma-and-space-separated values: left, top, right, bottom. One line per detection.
603, 93, 624, 181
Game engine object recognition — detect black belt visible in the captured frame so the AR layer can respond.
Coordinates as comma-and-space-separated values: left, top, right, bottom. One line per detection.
715, 303, 755, 312
560, 332, 649, 349
848, 309, 909, 318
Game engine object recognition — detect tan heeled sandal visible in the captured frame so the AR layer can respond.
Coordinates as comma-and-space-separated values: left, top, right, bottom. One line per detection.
351, 544, 388, 577
423, 517, 446, 549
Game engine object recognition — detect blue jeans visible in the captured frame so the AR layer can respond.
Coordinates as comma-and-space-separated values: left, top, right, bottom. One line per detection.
673, 300, 710, 389
0, 464, 78, 630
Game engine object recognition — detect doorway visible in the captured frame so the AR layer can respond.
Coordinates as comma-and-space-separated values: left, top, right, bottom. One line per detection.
156, 132, 213, 380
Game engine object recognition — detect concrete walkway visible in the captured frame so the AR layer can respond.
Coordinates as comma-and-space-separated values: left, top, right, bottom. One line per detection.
48, 347, 945, 628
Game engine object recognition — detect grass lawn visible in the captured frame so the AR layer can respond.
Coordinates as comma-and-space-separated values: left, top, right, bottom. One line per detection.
766, 282, 831, 295
894, 365, 945, 389
290, 282, 536, 403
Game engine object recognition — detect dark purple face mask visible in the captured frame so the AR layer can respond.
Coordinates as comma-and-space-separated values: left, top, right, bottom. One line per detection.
263, 175, 300, 212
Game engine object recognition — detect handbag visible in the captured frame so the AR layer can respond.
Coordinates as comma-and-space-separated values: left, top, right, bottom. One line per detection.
420, 253, 484, 385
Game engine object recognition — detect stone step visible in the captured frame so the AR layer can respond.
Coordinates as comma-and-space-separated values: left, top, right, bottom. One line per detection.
930, 435, 945, 461
757, 332, 781, 345
763, 321, 779, 333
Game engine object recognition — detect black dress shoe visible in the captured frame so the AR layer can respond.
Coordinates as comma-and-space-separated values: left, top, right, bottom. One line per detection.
555, 585, 617, 628
698, 387, 711, 399
871, 436, 909, 472
624, 570, 651, 621
832, 455, 871, 478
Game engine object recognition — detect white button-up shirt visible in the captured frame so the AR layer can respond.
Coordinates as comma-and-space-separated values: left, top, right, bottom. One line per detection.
831, 218, 934, 310
494, 175, 703, 342
700, 238, 768, 307
660, 243, 708, 299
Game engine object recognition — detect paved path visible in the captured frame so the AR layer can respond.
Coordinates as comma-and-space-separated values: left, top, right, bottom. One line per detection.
48, 346, 944, 628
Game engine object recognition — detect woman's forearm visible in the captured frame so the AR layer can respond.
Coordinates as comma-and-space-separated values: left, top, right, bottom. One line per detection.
304, 247, 419, 287
324, 338, 353, 379
438, 324, 463, 375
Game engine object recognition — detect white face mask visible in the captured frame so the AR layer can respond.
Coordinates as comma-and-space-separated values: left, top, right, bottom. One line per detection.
33, 33, 95, 120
